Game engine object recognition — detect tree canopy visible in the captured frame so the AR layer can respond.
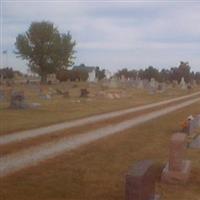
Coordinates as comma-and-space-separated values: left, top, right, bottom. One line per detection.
15, 21, 76, 83
115, 61, 197, 83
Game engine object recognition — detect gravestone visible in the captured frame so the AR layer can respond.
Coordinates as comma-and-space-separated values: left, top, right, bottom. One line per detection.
110, 77, 119, 88
87, 70, 96, 82
10, 91, 29, 109
137, 79, 144, 89
105, 70, 112, 79
125, 160, 160, 200
187, 115, 200, 136
150, 78, 157, 89
189, 135, 200, 149
161, 133, 191, 184
180, 77, 187, 90
80, 88, 89, 97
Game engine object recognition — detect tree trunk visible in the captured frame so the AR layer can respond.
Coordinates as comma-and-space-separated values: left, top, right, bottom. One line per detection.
41, 74, 47, 84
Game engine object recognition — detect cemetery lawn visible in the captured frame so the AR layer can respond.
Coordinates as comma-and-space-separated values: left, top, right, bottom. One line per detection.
1, 101, 200, 200
0, 84, 199, 134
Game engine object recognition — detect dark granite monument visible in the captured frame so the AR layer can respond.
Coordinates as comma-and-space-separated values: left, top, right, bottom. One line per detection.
125, 160, 160, 200
10, 91, 29, 109
80, 88, 89, 98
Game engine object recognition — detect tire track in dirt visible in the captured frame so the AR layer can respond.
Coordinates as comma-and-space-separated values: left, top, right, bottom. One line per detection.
1, 91, 200, 146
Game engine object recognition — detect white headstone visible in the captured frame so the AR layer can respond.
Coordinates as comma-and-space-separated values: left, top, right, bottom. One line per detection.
88, 69, 96, 82
137, 79, 144, 89
180, 77, 187, 90
105, 70, 112, 79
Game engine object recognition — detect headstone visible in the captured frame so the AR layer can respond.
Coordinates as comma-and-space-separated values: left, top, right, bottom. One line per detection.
110, 77, 119, 88
39, 93, 51, 100
157, 83, 166, 93
180, 77, 187, 90
105, 70, 112, 79
80, 88, 89, 97
88, 69, 96, 82
137, 79, 144, 89
161, 133, 191, 184
150, 78, 156, 89
125, 160, 160, 200
47, 73, 58, 84
10, 91, 29, 109
189, 135, 200, 149
187, 115, 200, 136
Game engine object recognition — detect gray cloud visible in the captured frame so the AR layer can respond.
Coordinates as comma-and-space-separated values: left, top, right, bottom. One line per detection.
1, 1, 200, 72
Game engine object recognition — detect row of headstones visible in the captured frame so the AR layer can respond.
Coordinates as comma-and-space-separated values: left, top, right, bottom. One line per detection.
9, 89, 91, 109
107, 77, 166, 93
125, 133, 192, 200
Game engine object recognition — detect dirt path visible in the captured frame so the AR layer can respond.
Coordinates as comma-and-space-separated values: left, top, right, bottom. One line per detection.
1, 96, 200, 177
1, 91, 200, 145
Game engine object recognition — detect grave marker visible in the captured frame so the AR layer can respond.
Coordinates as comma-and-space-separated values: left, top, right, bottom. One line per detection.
125, 160, 160, 200
161, 133, 191, 184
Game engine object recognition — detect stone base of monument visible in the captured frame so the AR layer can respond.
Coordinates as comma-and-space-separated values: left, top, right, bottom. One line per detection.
150, 194, 160, 200
189, 135, 200, 149
161, 160, 191, 184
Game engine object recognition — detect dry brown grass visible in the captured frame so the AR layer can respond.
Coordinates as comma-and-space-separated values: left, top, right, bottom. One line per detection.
0, 102, 200, 200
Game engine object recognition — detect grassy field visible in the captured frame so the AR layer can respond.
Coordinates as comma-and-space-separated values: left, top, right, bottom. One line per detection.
1, 83, 199, 134
1, 101, 200, 200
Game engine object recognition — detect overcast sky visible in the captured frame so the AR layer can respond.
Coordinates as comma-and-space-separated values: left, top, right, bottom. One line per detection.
1, 0, 200, 73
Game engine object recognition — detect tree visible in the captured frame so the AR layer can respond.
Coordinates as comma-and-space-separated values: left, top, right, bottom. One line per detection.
143, 66, 160, 81
15, 21, 76, 83
95, 67, 105, 80
0, 67, 14, 79
177, 61, 191, 83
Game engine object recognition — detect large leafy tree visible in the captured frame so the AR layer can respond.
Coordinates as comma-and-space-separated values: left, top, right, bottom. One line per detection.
15, 21, 76, 83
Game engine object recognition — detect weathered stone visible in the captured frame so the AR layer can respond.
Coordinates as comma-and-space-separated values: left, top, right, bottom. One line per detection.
169, 133, 186, 171
161, 133, 191, 184
162, 160, 191, 184
39, 94, 51, 100
80, 89, 89, 97
187, 116, 200, 135
189, 135, 200, 149
125, 160, 160, 200
10, 91, 29, 109
180, 77, 187, 90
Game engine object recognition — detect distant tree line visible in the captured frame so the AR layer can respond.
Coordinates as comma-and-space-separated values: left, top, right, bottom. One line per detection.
115, 62, 200, 84
0, 67, 15, 79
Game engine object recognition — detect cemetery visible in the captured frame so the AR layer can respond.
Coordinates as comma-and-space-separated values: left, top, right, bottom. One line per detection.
1, 1, 200, 200
0, 77, 200, 200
